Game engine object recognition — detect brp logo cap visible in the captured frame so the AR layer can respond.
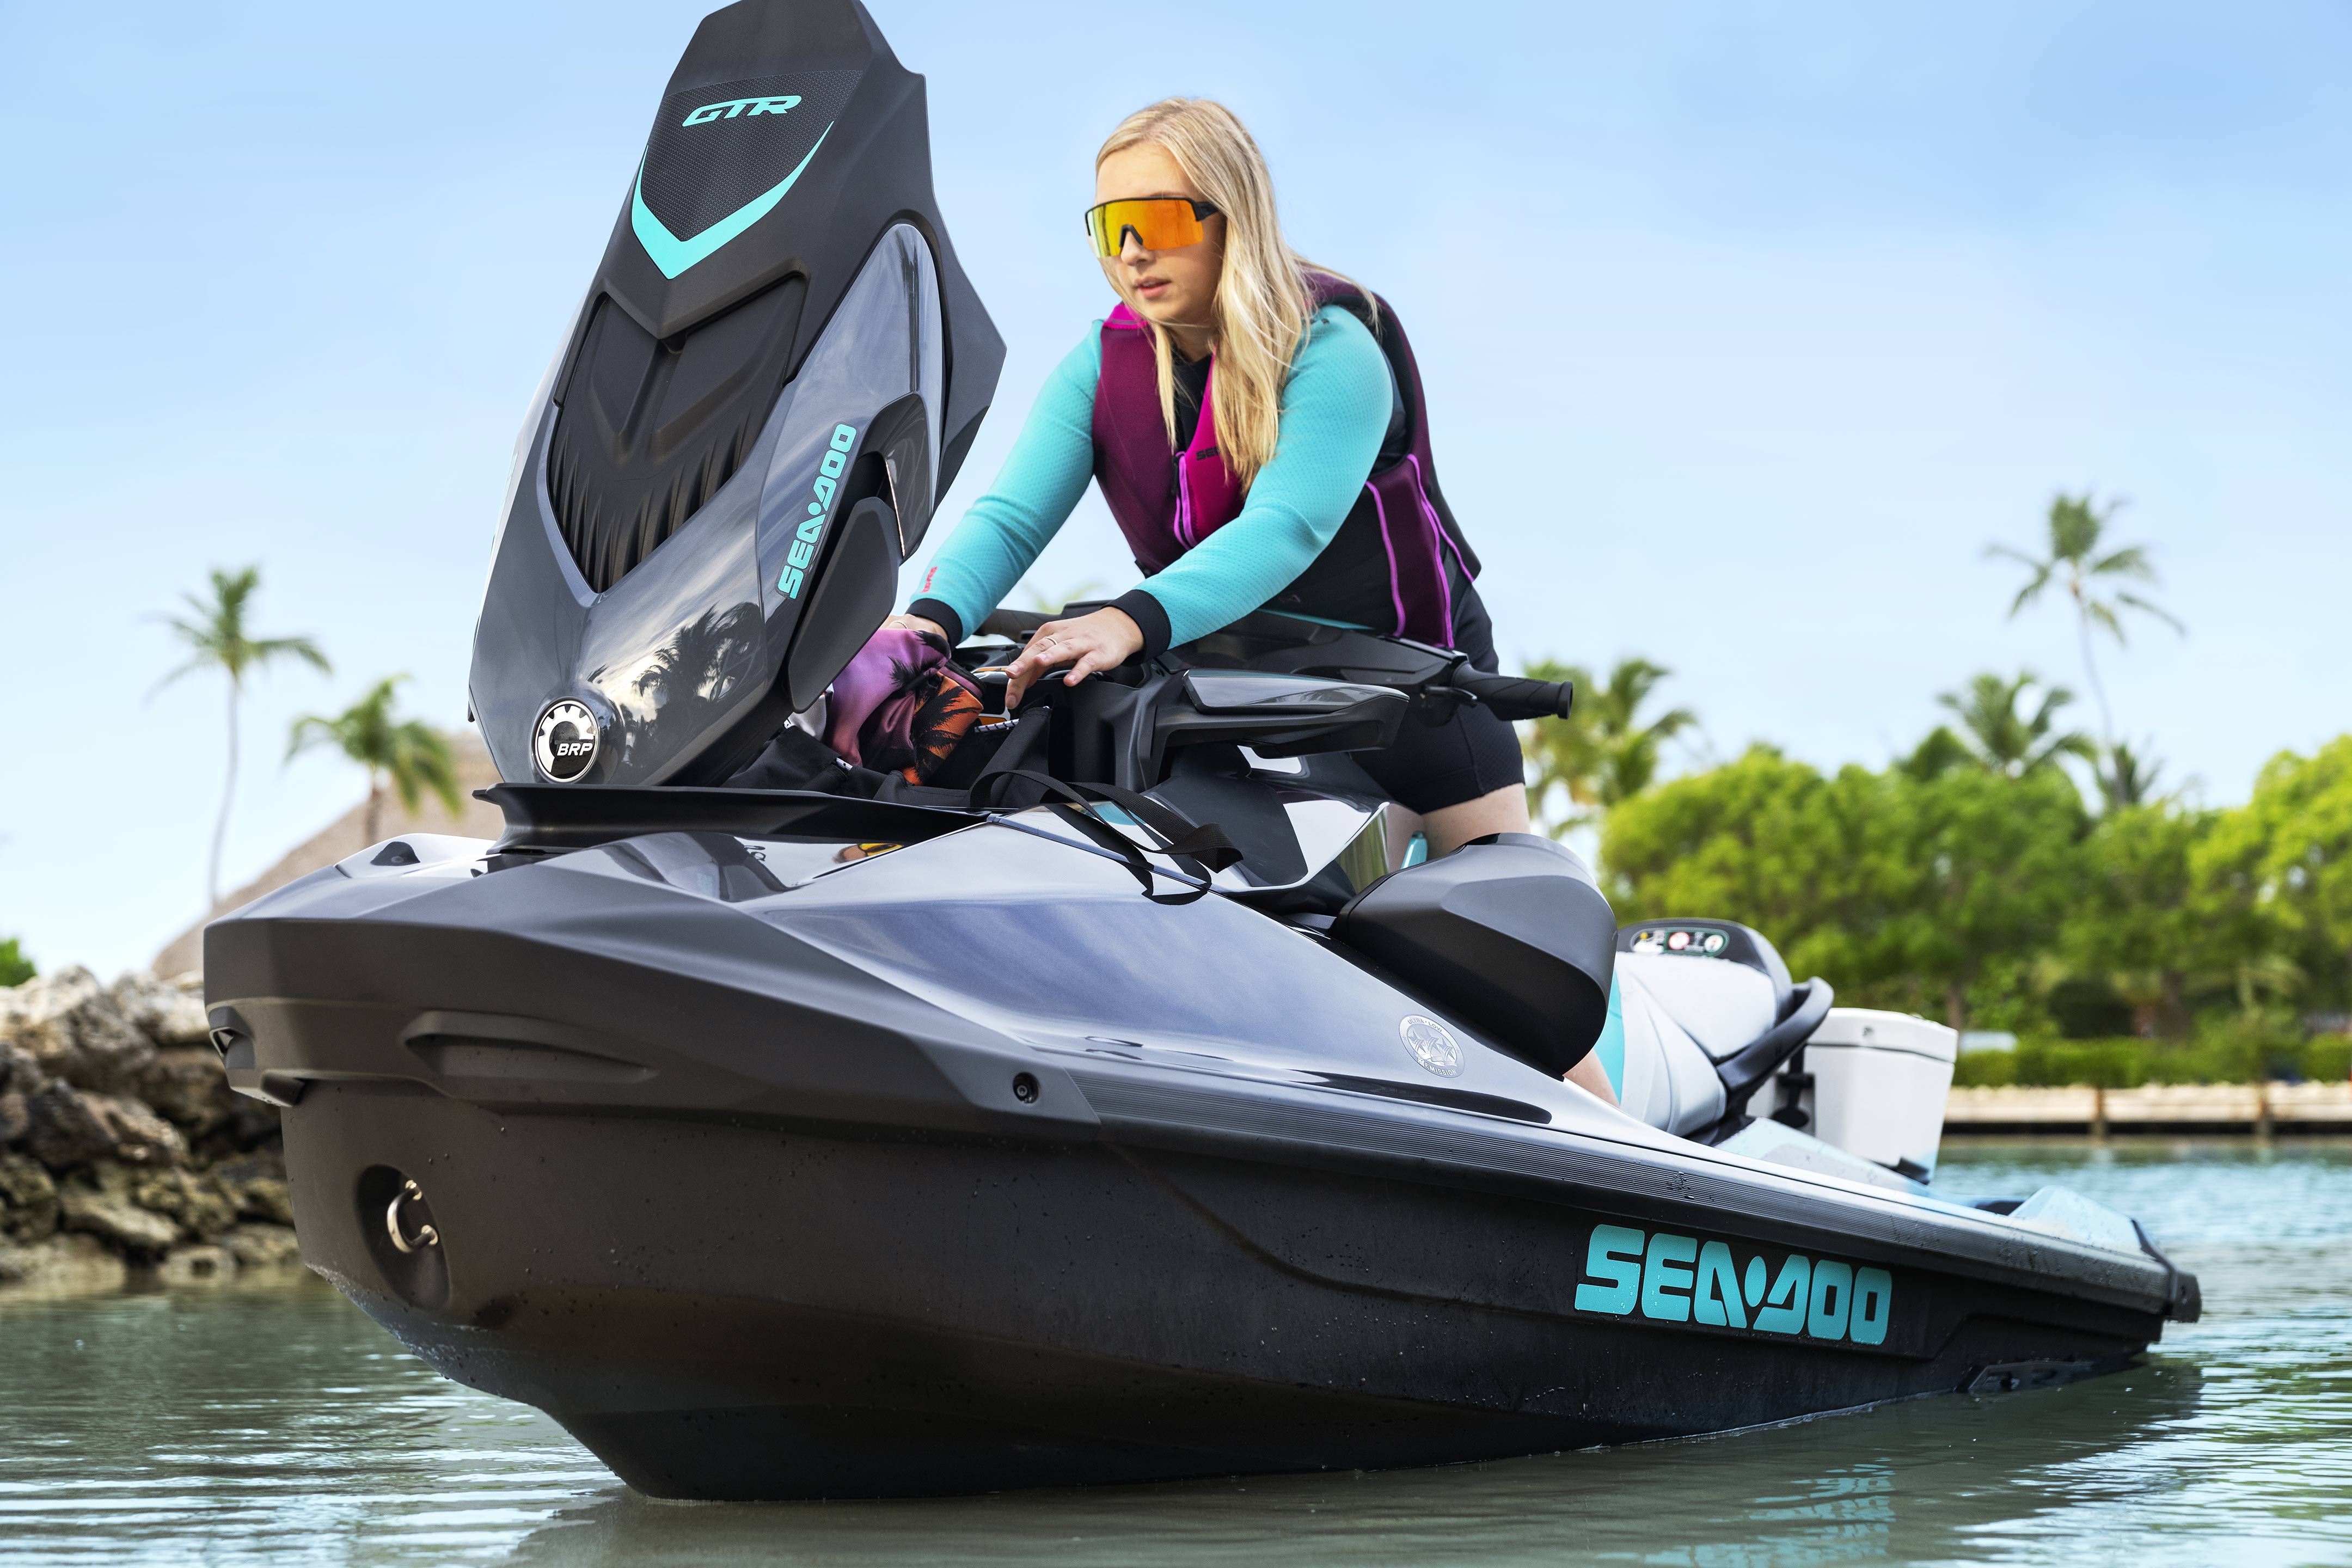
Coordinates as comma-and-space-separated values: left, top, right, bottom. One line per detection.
533, 699, 602, 781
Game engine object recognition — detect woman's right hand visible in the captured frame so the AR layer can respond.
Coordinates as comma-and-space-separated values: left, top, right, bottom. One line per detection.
883, 612, 947, 641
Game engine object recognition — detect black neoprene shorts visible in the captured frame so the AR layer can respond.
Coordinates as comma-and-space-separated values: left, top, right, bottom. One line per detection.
1353, 585, 1528, 814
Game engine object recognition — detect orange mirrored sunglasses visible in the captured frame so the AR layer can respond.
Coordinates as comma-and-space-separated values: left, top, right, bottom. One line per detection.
1083, 197, 1221, 258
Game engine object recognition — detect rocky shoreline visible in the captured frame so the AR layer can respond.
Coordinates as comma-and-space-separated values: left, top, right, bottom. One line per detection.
1, 968, 302, 1299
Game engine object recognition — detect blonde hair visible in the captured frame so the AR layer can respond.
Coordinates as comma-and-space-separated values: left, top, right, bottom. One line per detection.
1096, 98, 1370, 485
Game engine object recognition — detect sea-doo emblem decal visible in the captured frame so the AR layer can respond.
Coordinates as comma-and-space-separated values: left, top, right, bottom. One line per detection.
629, 122, 834, 279
532, 699, 599, 782
1575, 1223, 1894, 1345
683, 95, 800, 126
779, 423, 859, 600
1399, 1015, 1462, 1078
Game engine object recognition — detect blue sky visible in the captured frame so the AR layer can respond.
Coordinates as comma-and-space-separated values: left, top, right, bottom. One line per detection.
3, 1, 2347, 974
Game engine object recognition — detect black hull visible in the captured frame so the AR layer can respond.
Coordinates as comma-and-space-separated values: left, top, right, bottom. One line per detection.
285, 1085, 2160, 1501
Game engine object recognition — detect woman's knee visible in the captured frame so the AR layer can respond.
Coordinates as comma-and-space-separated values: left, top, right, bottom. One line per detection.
1419, 783, 1532, 858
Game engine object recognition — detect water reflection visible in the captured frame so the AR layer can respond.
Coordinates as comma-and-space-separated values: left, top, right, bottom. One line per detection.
0, 1142, 2344, 1567
494, 1361, 2219, 1567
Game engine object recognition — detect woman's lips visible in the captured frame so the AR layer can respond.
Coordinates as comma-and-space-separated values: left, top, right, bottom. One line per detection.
1135, 278, 1169, 296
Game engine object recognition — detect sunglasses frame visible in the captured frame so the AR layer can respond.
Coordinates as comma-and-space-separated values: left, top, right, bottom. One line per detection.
1083, 197, 1222, 257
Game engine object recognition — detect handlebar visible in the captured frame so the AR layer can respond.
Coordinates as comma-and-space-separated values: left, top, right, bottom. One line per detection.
1449, 669, 1575, 721
962, 608, 1575, 722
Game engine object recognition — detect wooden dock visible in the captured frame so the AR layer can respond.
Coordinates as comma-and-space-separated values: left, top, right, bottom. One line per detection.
1944, 1081, 2352, 1136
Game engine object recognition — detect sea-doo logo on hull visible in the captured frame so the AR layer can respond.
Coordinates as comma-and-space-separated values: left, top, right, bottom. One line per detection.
1400, 1015, 1462, 1077
532, 699, 600, 782
1576, 1223, 1893, 1345
779, 423, 859, 601
683, 95, 801, 126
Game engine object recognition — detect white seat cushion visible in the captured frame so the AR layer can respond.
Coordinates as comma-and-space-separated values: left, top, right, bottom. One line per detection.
1616, 951, 1777, 1063
1615, 969, 1728, 1137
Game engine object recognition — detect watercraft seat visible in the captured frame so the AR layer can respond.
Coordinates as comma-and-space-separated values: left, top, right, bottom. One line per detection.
1333, 834, 1616, 1076
1608, 919, 1832, 1140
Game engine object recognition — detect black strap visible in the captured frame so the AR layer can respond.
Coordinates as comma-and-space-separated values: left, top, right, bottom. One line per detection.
971, 770, 1244, 903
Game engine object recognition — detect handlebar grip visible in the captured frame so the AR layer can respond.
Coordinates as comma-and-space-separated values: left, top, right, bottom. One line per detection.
1452, 671, 1575, 721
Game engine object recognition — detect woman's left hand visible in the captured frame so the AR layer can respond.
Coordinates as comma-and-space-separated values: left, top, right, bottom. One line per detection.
1002, 607, 1143, 707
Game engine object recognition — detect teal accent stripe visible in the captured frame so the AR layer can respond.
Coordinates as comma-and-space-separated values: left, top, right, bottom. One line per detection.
629, 122, 833, 279
1594, 972, 1626, 1098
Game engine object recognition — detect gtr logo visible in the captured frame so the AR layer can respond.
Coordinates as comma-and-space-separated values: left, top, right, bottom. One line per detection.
532, 699, 601, 782
683, 95, 801, 126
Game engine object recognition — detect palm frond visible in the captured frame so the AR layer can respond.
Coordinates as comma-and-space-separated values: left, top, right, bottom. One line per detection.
2088, 544, 2155, 581
1992, 553, 2054, 618
285, 713, 339, 761
251, 635, 333, 675
2114, 590, 2186, 636
147, 656, 210, 699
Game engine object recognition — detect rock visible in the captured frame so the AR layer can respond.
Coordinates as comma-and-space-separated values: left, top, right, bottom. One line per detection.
0, 1233, 128, 1297
157, 1244, 236, 1285
0, 1090, 25, 1147
238, 1178, 295, 1227
132, 1167, 240, 1241
24, 1083, 186, 1171
0, 966, 156, 1093
111, 972, 211, 1049
226, 1099, 282, 1150
136, 1048, 238, 1136
209, 1144, 286, 1186
211, 1147, 295, 1226
0, 1153, 59, 1242
223, 1223, 303, 1269
0, 1040, 42, 1096
60, 1186, 182, 1255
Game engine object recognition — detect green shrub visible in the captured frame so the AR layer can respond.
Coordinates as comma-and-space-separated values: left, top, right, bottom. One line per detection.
1952, 1049, 2018, 1088
2016, 1039, 2142, 1088
1945, 1030, 2347, 1087
2304, 1037, 2352, 1083
0, 938, 31, 988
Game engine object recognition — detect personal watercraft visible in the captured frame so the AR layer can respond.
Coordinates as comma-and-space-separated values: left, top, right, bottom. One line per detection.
203, 0, 2199, 1502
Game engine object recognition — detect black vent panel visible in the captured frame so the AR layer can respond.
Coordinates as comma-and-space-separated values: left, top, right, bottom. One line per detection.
548, 275, 808, 592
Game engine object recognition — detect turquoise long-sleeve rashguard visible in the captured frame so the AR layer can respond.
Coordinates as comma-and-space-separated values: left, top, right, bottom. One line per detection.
906, 304, 1393, 653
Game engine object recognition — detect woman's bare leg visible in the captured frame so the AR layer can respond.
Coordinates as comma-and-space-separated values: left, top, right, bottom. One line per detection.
1565, 1051, 1620, 1106
1383, 804, 1425, 871
1419, 783, 1533, 859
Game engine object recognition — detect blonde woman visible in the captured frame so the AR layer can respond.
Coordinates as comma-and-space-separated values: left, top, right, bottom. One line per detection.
889, 98, 1528, 860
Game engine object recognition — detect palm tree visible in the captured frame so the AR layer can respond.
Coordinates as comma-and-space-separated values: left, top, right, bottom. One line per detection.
155, 566, 330, 907
2098, 739, 2166, 810
1935, 671, 2097, 779
289, 677, 463, 845
1522, 657, 1696, 834
1986, 492, 2184, 747
1900, 724, 1976, 781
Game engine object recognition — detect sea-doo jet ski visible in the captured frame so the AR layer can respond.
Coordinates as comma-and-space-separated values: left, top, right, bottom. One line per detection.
203, 0, 2199, 1502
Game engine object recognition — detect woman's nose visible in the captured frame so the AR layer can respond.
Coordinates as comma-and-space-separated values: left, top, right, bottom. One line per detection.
1118, 231, 1152, 265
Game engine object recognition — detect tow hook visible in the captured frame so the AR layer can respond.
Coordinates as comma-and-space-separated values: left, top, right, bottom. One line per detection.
386, 1179, 440, 1253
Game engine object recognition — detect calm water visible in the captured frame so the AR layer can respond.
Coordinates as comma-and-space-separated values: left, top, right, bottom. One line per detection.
3, 1142, 2347, 1567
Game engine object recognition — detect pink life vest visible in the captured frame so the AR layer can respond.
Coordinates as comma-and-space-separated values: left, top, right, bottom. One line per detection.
1088, 277, 1478, 647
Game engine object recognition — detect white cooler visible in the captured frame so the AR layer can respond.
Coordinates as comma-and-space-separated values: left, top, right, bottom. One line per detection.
1785, 1008, 1958, 1180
